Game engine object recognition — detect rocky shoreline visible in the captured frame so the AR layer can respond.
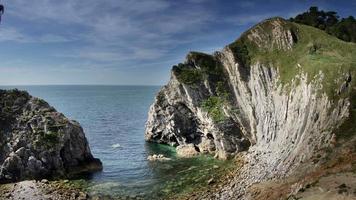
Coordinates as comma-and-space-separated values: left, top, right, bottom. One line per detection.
1, 16, 356, 200
0, 179, 90, 200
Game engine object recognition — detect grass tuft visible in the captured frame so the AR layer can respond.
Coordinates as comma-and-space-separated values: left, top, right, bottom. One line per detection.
201, 96, 226, 122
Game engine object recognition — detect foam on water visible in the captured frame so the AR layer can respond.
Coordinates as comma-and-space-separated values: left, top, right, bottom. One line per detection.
111, 143, 121, 149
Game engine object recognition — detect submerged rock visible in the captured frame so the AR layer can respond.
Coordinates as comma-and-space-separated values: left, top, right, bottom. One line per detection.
147, 154, 171, 161
0, 89, 102, 183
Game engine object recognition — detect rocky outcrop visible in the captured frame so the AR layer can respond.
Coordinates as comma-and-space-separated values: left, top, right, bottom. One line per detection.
0, 89, 102, 183
145, 17, 356, 198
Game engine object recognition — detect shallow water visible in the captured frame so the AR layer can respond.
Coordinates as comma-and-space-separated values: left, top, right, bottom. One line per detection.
1, 85, 231, 198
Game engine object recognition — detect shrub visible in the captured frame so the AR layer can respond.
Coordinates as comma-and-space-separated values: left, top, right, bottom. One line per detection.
201, 96, 225, 122
216, 81, 230, 100
175, 67, 203, 85
290, 7, 356, 43
228, 39, 251, 67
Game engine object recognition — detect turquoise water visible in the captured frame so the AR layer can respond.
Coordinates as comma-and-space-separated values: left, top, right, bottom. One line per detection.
0, 86, 230, 198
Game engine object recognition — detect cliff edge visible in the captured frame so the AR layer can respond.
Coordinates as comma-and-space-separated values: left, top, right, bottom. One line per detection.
145, 17, 356, 199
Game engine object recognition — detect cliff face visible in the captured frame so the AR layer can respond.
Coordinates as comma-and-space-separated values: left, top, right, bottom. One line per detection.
145, 17, 356, 197
0, 89, 102, 183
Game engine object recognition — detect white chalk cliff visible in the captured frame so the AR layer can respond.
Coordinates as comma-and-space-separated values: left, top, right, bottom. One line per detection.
145, 18, 356, 199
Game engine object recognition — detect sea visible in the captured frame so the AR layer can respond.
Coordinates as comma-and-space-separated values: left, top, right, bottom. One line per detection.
0, 85, 230, 199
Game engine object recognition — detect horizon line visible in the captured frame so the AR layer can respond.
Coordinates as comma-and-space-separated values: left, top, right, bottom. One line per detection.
0, 84, 163, 87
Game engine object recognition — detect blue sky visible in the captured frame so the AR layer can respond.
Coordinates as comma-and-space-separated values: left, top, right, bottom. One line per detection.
0, 0, 355, 85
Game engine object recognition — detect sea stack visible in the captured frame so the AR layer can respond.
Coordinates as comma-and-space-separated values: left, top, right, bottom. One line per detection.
0, 89, 102, 183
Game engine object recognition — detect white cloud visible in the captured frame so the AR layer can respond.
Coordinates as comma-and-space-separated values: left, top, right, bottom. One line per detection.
3, 0, 213, 62
3, 1, 297, 70
6, 0, 89, 24
3, 0, 217, 63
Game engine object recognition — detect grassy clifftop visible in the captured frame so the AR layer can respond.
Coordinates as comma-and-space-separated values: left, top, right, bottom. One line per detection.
228, 17, 356, 99
171, 17, 356, 133
174, 18, 356, 98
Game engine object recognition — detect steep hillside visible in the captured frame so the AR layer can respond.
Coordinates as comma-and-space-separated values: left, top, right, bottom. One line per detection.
145, 17, 356, 199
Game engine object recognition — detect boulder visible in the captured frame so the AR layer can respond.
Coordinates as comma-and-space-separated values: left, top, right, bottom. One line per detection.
147, 154, 171, 161
176, 144, 200, 158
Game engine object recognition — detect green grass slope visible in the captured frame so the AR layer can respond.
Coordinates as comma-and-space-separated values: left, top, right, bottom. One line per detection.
229, 18, 356, 100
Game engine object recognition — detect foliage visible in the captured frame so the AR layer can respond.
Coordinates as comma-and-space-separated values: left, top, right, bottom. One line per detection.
228, 39, 251, 67
34, 129, 61, 149
327, 17, 356, 42
188, 52, 225, 82
201, 96, 226, 122
174, 64, 203, 85
187, 52, 216, 71
174, 52, 227, 85
216, 81, 230, 100
290, 7, 356, 43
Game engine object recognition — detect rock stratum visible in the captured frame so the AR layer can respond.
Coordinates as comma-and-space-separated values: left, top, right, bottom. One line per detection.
0, 89, 102, 183
145, 17, 356, 199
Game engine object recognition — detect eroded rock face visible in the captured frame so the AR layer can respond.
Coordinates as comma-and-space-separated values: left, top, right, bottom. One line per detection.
145, 17, 354, 183
0, 89, 102, 183
145, 18, 307, 160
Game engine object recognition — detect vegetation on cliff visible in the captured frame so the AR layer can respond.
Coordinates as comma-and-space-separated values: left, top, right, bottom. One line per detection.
146, 15, 356, 199
227, 17, 356, 99
201, 96, 226, 122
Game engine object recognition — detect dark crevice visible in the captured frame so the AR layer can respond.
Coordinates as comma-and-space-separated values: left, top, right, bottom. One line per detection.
291, 28, 299, 43
207, 133, 214, 140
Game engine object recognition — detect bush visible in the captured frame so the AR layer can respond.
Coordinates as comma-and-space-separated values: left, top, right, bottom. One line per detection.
216, 81, 230, 100
201, 96, 225, 122
228, 39, 251, 66
176, 68, 203, 85
187, 52, 224, 82
290, 7, 356, 43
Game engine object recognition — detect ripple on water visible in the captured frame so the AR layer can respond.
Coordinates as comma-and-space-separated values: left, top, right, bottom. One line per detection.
0, 86, 233, 198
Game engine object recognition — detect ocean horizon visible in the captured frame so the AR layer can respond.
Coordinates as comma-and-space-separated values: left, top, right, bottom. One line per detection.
0, 85, 226, 198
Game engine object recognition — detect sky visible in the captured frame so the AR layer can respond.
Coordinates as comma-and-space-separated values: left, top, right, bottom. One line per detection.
0, 0, 355, 85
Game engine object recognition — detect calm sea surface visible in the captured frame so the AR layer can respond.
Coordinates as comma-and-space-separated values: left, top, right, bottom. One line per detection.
0, 85, 230, 198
